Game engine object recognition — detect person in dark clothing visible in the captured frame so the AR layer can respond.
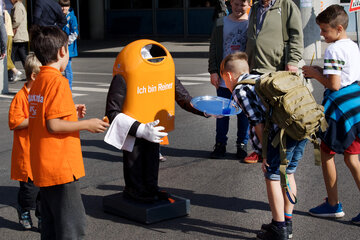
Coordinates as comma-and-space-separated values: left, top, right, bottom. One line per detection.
213, 0, 228, 21
105, 74, 205, 202
32, 0, 66, 28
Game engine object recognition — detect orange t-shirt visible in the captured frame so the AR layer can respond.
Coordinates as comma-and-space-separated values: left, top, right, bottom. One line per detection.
8, 84, 32, 182
28, 66, 85, 187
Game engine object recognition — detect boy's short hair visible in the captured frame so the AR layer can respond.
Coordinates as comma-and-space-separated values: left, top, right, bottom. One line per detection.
220, 52, 249, 76
24, 53, 42, 80
59, 0, 71, 7
30, 25, 68, 66
316, 4, 348, 30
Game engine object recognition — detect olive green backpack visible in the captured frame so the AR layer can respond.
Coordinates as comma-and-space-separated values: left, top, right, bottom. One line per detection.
239, 71, 328, 203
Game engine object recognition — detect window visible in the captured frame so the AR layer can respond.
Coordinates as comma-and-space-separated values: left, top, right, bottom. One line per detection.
109, 0, 151, 9
158, 0, 183, 8
189, 0, 216, 8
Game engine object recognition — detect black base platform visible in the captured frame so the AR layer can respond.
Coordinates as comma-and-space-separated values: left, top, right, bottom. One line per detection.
103, 192, 190, 224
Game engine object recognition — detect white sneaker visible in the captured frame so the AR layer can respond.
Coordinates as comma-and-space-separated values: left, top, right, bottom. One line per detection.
14, 71, 23, 82
159, 153, 167, 162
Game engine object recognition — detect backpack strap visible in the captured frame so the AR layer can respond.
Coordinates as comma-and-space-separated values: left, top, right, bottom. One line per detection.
235, 78, 257, 86
278, 128, 298, 204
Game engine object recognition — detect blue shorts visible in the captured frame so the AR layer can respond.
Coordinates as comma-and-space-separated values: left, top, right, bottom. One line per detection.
265, 136, 307, 181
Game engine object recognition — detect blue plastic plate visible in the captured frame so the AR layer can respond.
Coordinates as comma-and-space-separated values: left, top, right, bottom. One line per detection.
190, 96, 242, 116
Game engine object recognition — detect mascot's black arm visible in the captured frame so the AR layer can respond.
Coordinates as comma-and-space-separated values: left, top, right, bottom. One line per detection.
175, 76, 204, 117
105, 74, 141, 136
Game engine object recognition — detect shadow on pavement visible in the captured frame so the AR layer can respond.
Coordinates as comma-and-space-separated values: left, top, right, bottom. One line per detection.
0, 216, 27, 231
0, 186, 28, 231
81, 139, 120, 152
0, 186, 18, 208
82, 189, 257, 239
82, 151, 122, 162
83, 185, 265, 238
160, 146, 210, 159
82, 184, 354, 238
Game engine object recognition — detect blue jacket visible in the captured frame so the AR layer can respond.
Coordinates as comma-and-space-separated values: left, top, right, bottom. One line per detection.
63, 8, 78, 58
33, 0, 66, 29
321, 82, 360, 153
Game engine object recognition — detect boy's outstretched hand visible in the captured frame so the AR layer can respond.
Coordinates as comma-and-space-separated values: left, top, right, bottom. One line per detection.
302, 65, 323, 79
86, 118, 109, 133
75, 104, 87, 119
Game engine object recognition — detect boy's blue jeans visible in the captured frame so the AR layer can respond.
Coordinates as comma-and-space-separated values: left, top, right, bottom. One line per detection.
216, 86, 249, 145
65, 57, 73, 89
265, 136, 308, 180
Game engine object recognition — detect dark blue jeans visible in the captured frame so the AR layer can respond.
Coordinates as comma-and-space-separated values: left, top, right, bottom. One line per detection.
216, 86, 249, 145
65, 57, 73, 89
18, 179, 41, 217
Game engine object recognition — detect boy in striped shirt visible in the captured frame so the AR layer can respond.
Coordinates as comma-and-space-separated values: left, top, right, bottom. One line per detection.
303, 4, 360, 225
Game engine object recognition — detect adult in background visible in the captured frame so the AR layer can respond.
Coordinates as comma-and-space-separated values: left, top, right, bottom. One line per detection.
33, 0, 66, 28
4, 4, 19, 82
246, 0, 303, 74
243, 0, 303, 163
10, 0, 28, 80
0, 0, 7, 61
213, 0, 228, 21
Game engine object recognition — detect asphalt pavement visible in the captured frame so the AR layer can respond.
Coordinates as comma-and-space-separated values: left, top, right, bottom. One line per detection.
0, 39, 359, 239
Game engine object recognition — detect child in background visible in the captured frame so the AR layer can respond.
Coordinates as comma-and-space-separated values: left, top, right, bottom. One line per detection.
208, 0, 251, 161
59, 0, 78, 89
221, 52, 307, 239
28, 25, 108, 238
8, 53, 42, 230
303, 4, 360, 225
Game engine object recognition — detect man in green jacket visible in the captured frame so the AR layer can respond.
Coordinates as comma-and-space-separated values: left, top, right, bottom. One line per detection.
246, 0, 303, 74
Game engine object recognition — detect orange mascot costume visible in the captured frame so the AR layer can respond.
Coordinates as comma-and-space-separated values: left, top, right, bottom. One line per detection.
104, 40, 175, 203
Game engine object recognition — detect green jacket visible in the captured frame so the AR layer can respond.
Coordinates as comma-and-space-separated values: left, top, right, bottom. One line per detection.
208, 17, 224, 75
246, 0, 303, 73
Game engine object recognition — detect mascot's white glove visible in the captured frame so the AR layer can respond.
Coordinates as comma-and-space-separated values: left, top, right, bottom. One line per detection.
135, 120, 168, 143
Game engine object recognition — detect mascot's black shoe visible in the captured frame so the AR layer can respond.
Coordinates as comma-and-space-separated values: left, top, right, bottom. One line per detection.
156, 190, 172, 200
123, 187, 157, 203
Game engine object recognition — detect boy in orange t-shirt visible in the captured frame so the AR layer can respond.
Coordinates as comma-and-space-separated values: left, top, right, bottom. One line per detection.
28, 25, 109, 239
9, 53, 42, 230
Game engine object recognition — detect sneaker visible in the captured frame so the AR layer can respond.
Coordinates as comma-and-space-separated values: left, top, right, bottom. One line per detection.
257, 223, 288, 240
261, 221, 292, 239
309, 198, 345, 218
13, 71, 23, 82
351, 213, 360, 225
159, 153, 167, 162
18, 210, 32, 230
210, 143, 226, 159
236, 143, 247, 160
243, 151, 261, 163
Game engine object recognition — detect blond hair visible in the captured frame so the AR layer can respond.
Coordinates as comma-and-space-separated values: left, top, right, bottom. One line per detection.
220, 52, 249, 77
24, 53, 42, 80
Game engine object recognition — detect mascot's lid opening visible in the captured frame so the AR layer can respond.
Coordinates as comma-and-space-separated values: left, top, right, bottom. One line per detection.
141, 44, 166, 63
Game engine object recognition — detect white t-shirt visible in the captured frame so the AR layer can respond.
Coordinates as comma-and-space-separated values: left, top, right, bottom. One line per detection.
220, 17, 248, 87
323, 38, 360, 88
